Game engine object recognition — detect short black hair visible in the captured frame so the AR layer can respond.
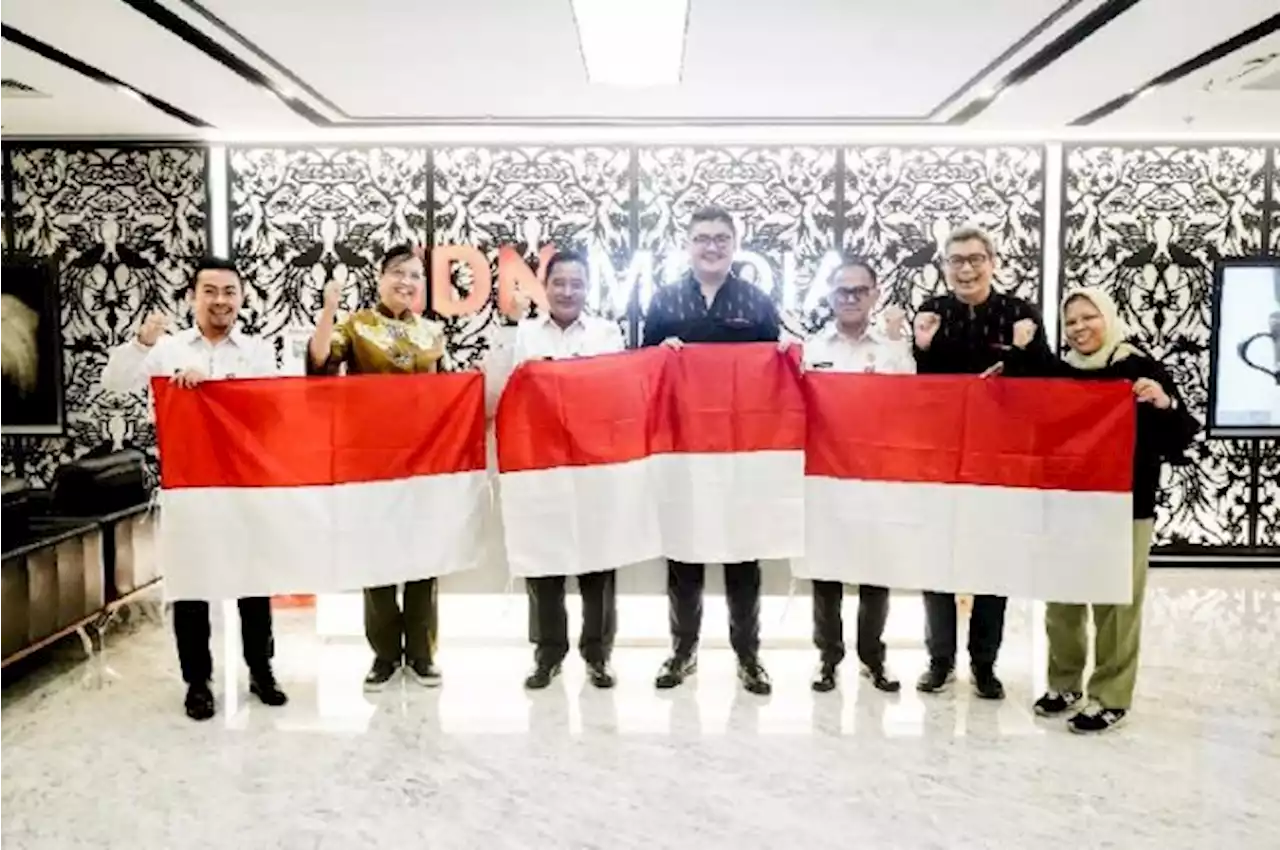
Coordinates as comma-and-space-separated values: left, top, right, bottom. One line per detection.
189, 257, 240, 291
380, 243, 418, 272
687, 205, 736, 236
543, 249, 588, 281
829, 256, 878, 287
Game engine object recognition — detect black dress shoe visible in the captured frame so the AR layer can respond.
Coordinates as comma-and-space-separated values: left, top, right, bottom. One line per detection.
654, 655, 696, 689
738, 658, 772, 696
971, 666, 1005, 700
862, 665, 901, 693
249, 670, 288, 707
184, 683, 216, 721
811, 661, 838, 693
916, 663, 955, 694
586, 661, 616, 689
524, 662, 561, 690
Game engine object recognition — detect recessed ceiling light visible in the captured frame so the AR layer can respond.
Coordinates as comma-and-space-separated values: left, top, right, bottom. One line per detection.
572, 0, 689, 87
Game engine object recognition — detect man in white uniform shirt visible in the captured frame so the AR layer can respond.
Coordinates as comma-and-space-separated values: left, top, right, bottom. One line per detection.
802, 258, 912, 694
100, 258, 286, 721
510, 249, 624, 690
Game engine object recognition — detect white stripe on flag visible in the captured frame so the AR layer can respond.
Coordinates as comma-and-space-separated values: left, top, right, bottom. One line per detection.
160, 471, 489, 601
499, 457, 659, 578
791, 478, 1133, 603
654, 451, 805, 565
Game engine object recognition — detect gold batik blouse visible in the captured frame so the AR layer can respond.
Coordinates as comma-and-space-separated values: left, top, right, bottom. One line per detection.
308, 304, 446, 375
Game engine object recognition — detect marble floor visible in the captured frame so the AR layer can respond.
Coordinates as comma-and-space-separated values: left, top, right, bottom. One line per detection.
2, 570, 1279, 850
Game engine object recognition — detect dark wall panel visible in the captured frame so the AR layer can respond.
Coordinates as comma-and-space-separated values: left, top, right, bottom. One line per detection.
1, 145, 208, 484
431, 147, 632, 368
1060, 145, 1272, 550
227, 146, 429, 347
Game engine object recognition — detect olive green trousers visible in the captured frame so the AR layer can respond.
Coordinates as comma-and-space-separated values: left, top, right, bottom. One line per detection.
1045, 519, 1154, 710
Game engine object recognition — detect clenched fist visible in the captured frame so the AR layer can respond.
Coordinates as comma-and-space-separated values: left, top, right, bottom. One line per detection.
136, 312, 170, 348
511, 288, 532, 317
1012, 318, 1038, 350
322, 280, 342, 316
883, 305, 908, 341
913, 311, 941, 351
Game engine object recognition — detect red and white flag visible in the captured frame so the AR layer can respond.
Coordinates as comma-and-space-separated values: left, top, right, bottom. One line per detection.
794, 373, 1135, 603
153, 373, 488, 601
496, 345, 806, 577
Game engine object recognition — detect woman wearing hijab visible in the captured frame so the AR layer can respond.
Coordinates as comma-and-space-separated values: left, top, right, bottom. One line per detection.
308, 244, 448, 692
1004, 287, 1198, 733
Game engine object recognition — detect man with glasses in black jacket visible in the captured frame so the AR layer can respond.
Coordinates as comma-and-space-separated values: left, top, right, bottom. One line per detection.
911, 224, 1052, 700
641, 205, 781, 696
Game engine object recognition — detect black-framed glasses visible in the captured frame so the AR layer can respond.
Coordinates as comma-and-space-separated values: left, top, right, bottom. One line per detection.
691, 234, 733, 248
945, 253, 990, 270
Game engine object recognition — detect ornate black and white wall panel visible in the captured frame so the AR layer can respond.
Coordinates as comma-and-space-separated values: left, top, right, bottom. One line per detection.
228, 147, 429, 350
1, 146, 208, 485
432, 147, 631, 368
4, 139, 1272, 557
844, 146, 1045, 314
1060, 145, 1271, 550
636, 147, 839, 336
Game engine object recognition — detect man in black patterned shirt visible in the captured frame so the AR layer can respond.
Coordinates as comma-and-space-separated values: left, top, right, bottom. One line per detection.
912, 224, 1051, 701
642, 206, 780, 696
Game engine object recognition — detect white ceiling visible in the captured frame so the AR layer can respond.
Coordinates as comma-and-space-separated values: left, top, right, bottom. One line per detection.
0, 0, 1277, 138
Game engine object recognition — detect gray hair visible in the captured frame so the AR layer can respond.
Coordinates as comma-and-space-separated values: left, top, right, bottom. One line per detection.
944, 224, 997, 258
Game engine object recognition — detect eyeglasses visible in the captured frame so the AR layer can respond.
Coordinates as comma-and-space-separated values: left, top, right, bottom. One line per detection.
691, 234, 733, 248
387, 267, 425, 284
946, 253, 990, 270
831, 285, 874, 302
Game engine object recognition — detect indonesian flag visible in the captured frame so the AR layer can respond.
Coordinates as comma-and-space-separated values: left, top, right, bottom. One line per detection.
496, 344, 806, 577
153, 373, 488, 601
793, 373, 1135, 603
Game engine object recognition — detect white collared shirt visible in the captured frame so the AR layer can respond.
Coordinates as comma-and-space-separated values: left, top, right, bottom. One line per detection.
511, 313, 625, 366
803, 324, 916, 375
100, 326, 277, 394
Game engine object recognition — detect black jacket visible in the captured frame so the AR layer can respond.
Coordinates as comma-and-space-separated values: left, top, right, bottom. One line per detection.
642, 273, 780, 346
913, 291, 1050, 375
1003, 346, 1199, 520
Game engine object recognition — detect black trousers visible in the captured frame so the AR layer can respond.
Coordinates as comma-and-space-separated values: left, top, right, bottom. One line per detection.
668, 560, 761, 661
173, 597, 274, 685
922, 591, 1007, 669
811, 582, 890, 669
527, 571, 617, 667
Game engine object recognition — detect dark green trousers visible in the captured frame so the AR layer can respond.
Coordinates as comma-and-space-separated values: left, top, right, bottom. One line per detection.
364, 579, 438, 665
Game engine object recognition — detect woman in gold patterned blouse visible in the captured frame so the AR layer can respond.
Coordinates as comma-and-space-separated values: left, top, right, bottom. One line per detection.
308, 244, 448, 691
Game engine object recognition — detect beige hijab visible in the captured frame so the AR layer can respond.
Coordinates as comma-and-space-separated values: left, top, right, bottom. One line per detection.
1061, 287, 1138, 370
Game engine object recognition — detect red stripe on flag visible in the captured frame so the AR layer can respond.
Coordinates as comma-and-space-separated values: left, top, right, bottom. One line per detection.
653, 344, 806, 455
804, 373, 1134, 493
497, 348, 660, 472
154, 373, 486, 489
497, 344, 805, 473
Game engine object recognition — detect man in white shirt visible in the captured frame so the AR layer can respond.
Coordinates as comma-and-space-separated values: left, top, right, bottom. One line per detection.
802, 258, 913, 694
100, 258, 286, 722
508, 249, 625, 691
